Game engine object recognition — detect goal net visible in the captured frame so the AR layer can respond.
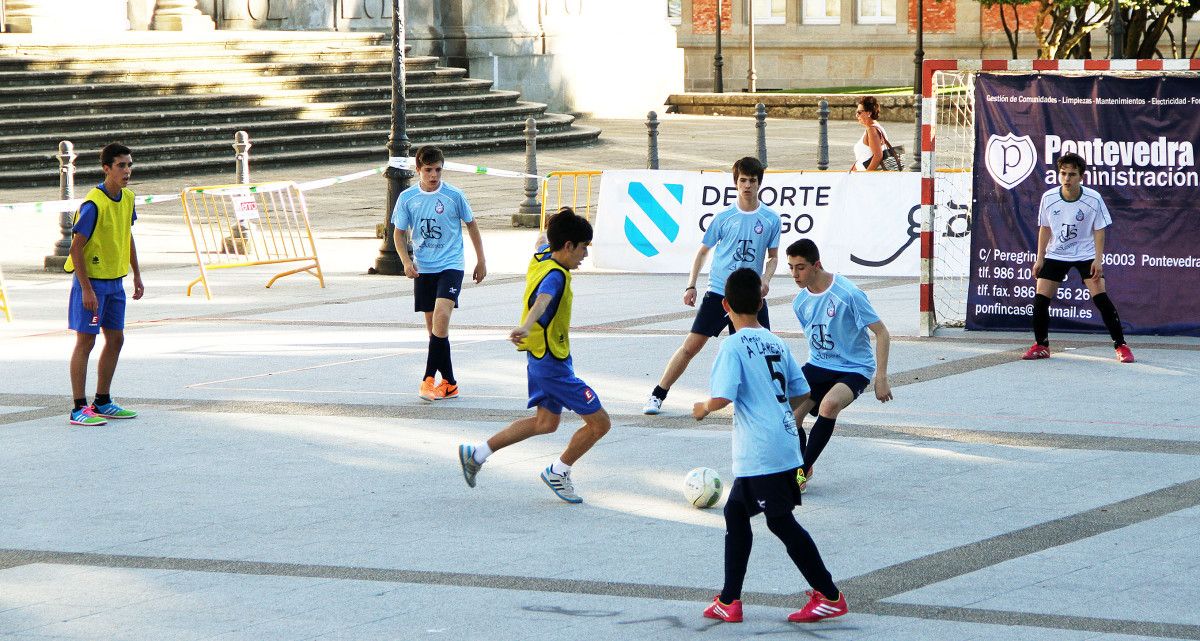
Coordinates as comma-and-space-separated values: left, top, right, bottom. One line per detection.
920, 59, 1200, 336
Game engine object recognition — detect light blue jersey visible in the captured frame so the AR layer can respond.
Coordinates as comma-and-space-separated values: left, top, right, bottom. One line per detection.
792, 274, 881, 378
710, 327, 809, 477
703, 205, 781, 296
390, 182, 474, 274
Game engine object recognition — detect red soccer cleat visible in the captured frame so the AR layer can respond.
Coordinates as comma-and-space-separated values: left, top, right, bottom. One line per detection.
1115, 344, 1135, 363
703, 596, 743, 623
788, 590, 848, 623
1022, 344, 1050, 360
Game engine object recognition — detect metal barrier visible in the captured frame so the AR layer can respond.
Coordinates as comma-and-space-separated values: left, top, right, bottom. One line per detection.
539, 171, 603, 229
0, 263, 11, 321
180, 181, 325, 299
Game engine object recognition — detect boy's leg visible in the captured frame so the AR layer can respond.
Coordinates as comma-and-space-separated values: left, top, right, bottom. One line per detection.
560, 408, 611, 466
95, 328, 125, 399
70, 332, 97, 404
801, 383, 856, 475
645, 333, 709, 414
719, 493, 754, 604
1027, 277, 1060, 358
486, 406, 562, 453
430, 297, 456, 384
1083, 272, 1131, 355
765, 512, 839, 600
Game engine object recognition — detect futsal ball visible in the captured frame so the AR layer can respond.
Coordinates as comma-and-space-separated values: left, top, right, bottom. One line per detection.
683, 467, 723, 509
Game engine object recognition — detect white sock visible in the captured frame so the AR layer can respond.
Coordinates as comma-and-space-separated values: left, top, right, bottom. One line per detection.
551, 459, 571, 476
473, 442, 492, 464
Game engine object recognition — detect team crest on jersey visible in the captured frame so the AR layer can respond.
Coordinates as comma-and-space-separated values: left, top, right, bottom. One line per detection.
826, 302, 837, 317
1075, 211, 1084, 221
754, 221, 764, 235
435, 200, 445, 214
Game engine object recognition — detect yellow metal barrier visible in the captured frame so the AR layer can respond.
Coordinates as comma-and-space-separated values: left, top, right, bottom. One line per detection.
539, 171, 603, 229
0, 263, 11, 322
181, 181, 325, 299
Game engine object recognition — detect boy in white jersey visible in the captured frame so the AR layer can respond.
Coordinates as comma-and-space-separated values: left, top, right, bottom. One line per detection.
693, 268, 848, 625
1024, 152, 1134, 363
786, 239, 892, 492
643, 156, 781, 415
392, 146, 488, 401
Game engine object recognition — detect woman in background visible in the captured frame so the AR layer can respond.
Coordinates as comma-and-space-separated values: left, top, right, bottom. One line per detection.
851, 96, 888, 171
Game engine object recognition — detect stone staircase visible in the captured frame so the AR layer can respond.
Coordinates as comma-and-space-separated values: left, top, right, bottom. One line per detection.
0, 32, 600, 188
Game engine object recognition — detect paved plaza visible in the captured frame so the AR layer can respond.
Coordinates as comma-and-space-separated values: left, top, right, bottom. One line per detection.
2, 115, 1199, 640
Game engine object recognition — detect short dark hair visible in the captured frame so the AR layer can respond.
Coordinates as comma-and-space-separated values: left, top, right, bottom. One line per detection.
1057, 152, 1086, 174
414, 146, 445, 168
858, 96, 880, 120
724, 268, 763, 315
100, 143, 132, 167
732, 156, 765, 184
545, 207, 593, 251
786, 238, 820, 263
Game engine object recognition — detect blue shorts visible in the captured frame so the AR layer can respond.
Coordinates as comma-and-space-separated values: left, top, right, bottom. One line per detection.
691, 291, 771, 337
526, 363, 603, 416
801, 363, 871, 417
68, 277, 126, 334
414, 269, 464, 312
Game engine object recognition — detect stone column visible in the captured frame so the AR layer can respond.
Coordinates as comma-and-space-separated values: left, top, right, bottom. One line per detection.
152, 0, 215, 30
4, 0, 55, 32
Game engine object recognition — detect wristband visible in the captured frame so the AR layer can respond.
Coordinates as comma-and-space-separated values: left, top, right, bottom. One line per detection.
685, 286, 696, 291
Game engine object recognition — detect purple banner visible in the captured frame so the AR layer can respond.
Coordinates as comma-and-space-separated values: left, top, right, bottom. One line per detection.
968, 74, 1200, 336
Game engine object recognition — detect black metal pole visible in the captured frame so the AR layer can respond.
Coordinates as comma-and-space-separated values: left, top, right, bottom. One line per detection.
909, 0, 924, 171
375, 0, 411, 275
713, 0, 724, 93
1110, 0, 1125, 58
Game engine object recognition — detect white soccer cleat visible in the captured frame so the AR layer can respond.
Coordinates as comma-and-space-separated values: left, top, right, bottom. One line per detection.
642, 395, 663, 415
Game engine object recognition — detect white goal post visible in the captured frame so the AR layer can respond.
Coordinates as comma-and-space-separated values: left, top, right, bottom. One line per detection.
918, 58, 1200, 336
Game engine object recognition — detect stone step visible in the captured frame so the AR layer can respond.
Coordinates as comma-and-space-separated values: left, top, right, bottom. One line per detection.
0, 63, 458, 88
0, 78, 492, 120
0, 126, 602, 189
0, 32, 389, 57
0, 53, 432, 76
3, 103, 552, 152
0, 91, 527, 138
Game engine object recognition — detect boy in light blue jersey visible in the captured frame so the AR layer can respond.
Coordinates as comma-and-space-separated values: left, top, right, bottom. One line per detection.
786, 239, 892, 493
693, 268, 848, 625
392, 146, 487, 401
643, 157, 781, 415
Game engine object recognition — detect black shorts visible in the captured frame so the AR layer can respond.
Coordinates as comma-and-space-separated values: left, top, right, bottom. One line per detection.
728, 468, 803, 517
802, 363, 870, 417
1038, 258, 1096, 283
413, 269, 464, 312
690, 291, 771, 337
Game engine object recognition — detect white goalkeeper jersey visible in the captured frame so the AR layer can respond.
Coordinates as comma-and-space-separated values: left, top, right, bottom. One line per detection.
1038, 185, 1111, 262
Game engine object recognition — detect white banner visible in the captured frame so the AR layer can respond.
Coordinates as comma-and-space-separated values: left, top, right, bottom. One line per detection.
594, 170, 928, 277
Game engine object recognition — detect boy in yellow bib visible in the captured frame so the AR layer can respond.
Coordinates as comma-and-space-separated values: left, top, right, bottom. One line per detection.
65, 143, 144, 426
457, 208, 611, 504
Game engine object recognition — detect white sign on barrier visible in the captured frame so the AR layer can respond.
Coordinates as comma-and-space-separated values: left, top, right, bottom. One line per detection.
594, 170, 927, 277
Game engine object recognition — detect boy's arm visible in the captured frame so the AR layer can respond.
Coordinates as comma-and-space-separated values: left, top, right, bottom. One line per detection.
129, 234, 144, 300
684, 244, 712, 307
392, 227, 418, 278
1033, 226, 1051, 279
510, 293, 553, 345
1090, 226, 1106, 282
465, 219, 487, 283
692, 397, 732, 420
868, 320, 892, 402
69, 233, 97, 312
761, 246, 779, 297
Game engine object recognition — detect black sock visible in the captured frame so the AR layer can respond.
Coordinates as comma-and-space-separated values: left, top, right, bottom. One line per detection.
94, 393, 111, 407
720, 498, 753, 603
74, 398, 88, 411
798, 426, 808, 458
1033, 294, 1051, 346
424, 336, 438, 379
802, 415, 836, 474
432, 335, 454, 384
652, 385, 668, 400
1093, 293, 1126, 349
765, 513, 839, 601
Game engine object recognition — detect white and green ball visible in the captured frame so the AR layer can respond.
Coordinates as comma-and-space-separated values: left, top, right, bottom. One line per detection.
683, 467, 723, 509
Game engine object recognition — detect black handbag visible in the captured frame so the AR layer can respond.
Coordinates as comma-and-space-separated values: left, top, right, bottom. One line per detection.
876, 126, 905, 171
